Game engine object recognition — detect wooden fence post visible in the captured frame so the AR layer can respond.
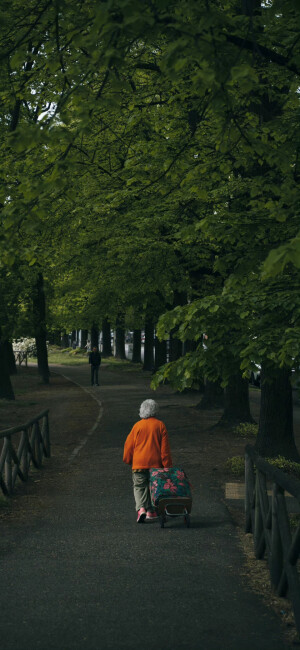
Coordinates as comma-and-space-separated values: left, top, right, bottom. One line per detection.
245, 445, 300, 638
21, 428, 29, 479
270, 484, 283, 589
254, 471, 265, 559
43, 413, 51, 458
0, 409, 50, 497
4, 438, 12, 495
34, 422, 43, 467
245, 452, 254, 533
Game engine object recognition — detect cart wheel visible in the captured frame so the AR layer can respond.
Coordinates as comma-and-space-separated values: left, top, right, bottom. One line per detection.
160, 516, 165, 528
184, 514, 190, 528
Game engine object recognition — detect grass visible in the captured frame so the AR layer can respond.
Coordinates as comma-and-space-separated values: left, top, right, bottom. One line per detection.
103, 358, 143, 372
30, 348, 143, 371
30, 348, 89, 366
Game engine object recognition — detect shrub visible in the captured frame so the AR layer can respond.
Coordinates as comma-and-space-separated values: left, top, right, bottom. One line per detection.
225, 456, 245, 477
289, 514, 300, 532
13, 337, 37, 356
265, 456, 300, 479
234, 422, 258, 437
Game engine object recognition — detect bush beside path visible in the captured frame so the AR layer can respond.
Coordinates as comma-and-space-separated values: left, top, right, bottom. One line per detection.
0, 363, 296, 649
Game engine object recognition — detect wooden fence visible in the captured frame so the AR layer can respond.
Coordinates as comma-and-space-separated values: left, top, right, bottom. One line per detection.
0, 409, 50, 496
14, 351, 28, 366
245, 444, 300, 635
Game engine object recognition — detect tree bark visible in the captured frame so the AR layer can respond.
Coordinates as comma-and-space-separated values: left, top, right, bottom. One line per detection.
219, 372, 253, 424
182, 339, 197, 355
5, 340, 17, 375
169, 332, 183, 362
33, 273, 50, 384
132, 329, 142, 363
115, 316, 126, 359
154, 336, 167, 371
256, 363, 299, 461
102, 318, 112, 357
143, 319, 154, 371
169, 290, 186, 362
71, 329, 77, 348
197, 378, 223, 410
61, 331, 69, 348
80, 329, 88, 349
48, 330, 61, 346
0, 337, 15, 400
91, 324, 99, 349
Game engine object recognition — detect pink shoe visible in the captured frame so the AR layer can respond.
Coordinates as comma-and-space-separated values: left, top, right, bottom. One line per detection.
146, 511, 158, 520
137, 508, 146, 523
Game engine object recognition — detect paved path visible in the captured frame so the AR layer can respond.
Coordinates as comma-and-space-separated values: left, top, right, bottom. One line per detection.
0, 364, 291, 649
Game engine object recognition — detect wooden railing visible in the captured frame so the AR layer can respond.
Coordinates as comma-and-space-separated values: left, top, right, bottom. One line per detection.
0, 409, 50, 496
14, 351, 28, 366
245, 444, 300, 635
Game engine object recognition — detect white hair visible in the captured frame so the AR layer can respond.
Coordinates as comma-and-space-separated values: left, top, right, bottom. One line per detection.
139, 399, 159, 419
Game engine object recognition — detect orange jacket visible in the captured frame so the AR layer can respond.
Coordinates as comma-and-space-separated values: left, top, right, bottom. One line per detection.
123, 417, 172, 470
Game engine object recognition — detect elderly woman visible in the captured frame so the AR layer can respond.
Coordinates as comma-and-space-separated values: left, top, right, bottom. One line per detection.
123, 399, 173, 523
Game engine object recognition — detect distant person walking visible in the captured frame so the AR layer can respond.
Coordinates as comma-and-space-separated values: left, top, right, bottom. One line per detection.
89, 346, 101, 386
123, 399, 173, 523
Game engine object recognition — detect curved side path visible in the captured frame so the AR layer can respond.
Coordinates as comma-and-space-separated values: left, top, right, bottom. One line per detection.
0, 364, 290, 650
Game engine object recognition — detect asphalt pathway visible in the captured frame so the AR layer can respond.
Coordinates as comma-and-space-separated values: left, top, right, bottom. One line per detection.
0, 364, 291, 650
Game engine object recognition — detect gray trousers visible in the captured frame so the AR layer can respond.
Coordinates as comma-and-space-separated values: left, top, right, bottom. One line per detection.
132, 471, 152, 512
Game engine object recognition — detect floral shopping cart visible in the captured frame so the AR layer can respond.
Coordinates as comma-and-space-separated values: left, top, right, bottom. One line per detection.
149, 467, 192, 528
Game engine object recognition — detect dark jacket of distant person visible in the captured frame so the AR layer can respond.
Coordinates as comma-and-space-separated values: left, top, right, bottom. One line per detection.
89, 349, 101, 367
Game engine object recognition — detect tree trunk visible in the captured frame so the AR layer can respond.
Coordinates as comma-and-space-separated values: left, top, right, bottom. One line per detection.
169, 290, 186, 362
143, 320, 154, 371
256, 363, 299, 461
183, 339, 197, 355
48, 330, 61, 345
115, 316, 126, 359
132, 329, 142, 363
71, 329, 77, 348
102, 318, 112, 357
91, 324, 99, 349
80, 329, 88, 349
169, 332, 183, 362
33, 273, 50, 384
5, 340, 17, 375
197, 378, 224, 410
0, 337, 15, 400
61, 332, 69, 348
154, 336, 167, 371
219, 372, 253, 424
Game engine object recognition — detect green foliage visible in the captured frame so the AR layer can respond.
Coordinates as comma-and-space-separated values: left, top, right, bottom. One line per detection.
234, 423, 258, 438
265, 456, 300, 479
289, 515, 300, 533
262, 233, 300, 278
225, 456, 245, 478
0, 0, 300, 409
151, 353, 205, 392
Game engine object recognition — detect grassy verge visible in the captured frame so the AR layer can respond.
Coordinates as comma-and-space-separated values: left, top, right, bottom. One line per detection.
30, 348, 143, 371
30, 348, 89, 366
102, 358, 143, 372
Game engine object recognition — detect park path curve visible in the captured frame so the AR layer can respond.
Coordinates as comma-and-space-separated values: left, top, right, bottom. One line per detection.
0, 363, 290, 650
